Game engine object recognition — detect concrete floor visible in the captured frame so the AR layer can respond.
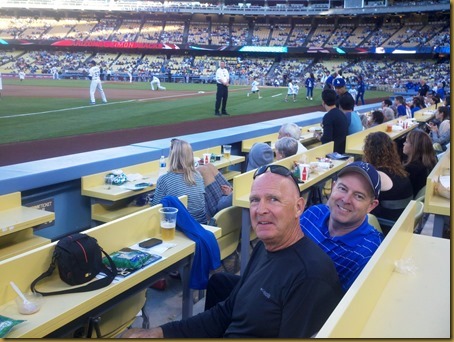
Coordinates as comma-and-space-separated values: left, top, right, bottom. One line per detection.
127, 213, 444, 332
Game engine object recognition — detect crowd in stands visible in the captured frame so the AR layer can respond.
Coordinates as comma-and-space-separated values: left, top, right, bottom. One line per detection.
0, 47, 450, 96
0, 12, 450, 89
0, 12, 450, 49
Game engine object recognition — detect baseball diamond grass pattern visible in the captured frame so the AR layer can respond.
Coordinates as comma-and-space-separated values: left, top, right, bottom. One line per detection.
0, 79, 391, 145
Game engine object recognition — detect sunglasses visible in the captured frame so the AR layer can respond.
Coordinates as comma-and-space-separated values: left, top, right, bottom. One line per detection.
253, 164, 301, 192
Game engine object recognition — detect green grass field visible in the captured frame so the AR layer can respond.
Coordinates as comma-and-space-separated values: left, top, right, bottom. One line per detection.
0, 78, 391, 144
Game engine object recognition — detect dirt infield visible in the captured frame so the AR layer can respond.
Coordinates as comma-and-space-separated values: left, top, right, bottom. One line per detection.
1, 83, 376, 166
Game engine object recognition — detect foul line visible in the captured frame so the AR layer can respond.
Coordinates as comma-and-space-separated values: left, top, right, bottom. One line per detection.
1, 90, 236, 119
0, 100, 135, 119
136, 91, 211, 102
271, 93, 283, 97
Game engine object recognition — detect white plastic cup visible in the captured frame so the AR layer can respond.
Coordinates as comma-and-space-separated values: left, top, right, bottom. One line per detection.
159, 207, 178, 241
222, 145, 231, 159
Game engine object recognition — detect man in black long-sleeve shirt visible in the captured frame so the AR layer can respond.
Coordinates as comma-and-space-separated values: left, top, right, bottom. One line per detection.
122, 165, 343, 338
315, 89, 349, 154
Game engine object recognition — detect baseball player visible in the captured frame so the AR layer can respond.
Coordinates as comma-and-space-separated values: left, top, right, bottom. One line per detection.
127, 66, 133, 83
247, 77, 262, 99
150, 75, 166, 90
18, 70, 25, 82
88, 60, 107, 105
51, 66, 59, 80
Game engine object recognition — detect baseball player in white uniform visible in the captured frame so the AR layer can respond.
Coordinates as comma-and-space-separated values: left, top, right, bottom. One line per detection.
51, 66, 59, 80
127, 67, 133, 83
247, 77, 262, 99
88, 60, 107, 105
18, 71, 25, 81
150, 75, 166, 90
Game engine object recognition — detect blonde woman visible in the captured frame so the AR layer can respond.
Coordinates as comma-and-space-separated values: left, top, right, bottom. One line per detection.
151, 139, 207, 223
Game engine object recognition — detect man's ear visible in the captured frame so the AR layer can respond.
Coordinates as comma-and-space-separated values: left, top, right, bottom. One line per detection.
296, 196, 306, 218
367, 199, 379, 213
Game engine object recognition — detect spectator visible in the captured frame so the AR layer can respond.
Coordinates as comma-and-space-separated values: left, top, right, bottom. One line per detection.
402, 129, 437, 198
369, 110, 385, 127
275, 137, 299, 160
339, 93, 363, 134
427, 106, 450, 151
151, 139, 207, 223
333, 77, 355, 109
246, 142, 274, 171
418, 78, 430, 97
300, 161, 387, 291
196, 163, 232, 219
394, 95, 410, 118
278, 122, 307, 153
315, 89, 348, 154
436, 82, 446, 100
381, 98, 396, 121
363, 132, 413, 235
123, 165, 343, 338
410, 96, 424, 117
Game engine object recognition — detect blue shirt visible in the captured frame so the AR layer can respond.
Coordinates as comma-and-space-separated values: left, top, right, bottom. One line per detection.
300, 204, 383, 292
305, 77, 315, 88
396, 104, 407, 117
346, 111, 363, 135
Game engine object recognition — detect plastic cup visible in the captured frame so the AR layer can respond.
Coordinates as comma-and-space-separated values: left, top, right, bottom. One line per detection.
203, 153, 211, 165
159, 207, 178, 241
15, 292, 43, 315
386, 123, 392, 133
223, 145, 231, 159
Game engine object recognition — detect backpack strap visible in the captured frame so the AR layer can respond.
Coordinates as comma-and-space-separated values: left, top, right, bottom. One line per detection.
31, 249, 117, 296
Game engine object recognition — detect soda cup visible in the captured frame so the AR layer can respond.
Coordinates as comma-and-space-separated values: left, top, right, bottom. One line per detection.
298, 164, 310, 182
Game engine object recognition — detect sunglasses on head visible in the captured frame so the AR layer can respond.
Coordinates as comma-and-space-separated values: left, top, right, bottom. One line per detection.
253, 164, 301, 191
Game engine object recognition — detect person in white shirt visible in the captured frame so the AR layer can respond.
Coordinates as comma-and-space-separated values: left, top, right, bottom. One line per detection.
247, 77, 262, 99
88, 60, 107, 105
284, 79, 295, 102
150, 75, 166, 90
214, 60, 230, 116
278, 122, 308, 153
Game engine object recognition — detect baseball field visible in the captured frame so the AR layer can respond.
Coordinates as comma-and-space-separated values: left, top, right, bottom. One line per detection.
0, 77, 391, 165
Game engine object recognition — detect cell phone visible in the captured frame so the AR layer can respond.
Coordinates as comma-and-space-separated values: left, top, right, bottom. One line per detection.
139, 238, 163, 249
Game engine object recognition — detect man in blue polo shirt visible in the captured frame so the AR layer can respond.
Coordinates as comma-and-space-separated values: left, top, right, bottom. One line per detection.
300, 161, 390, 292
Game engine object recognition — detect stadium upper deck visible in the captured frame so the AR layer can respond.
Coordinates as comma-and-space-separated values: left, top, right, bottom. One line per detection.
0, 0, 450, 16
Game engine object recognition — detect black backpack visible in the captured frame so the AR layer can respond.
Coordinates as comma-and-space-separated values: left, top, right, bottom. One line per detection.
31, 233, 117, 296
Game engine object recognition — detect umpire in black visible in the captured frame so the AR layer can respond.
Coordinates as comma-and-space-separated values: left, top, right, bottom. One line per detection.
214, 60, 230, 116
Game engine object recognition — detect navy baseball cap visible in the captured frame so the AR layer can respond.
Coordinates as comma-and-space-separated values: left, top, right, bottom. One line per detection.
337, 161, 381, 198
333, 78, 346, 88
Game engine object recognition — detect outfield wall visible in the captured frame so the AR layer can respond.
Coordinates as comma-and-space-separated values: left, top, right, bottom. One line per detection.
0, 104, 380, 240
